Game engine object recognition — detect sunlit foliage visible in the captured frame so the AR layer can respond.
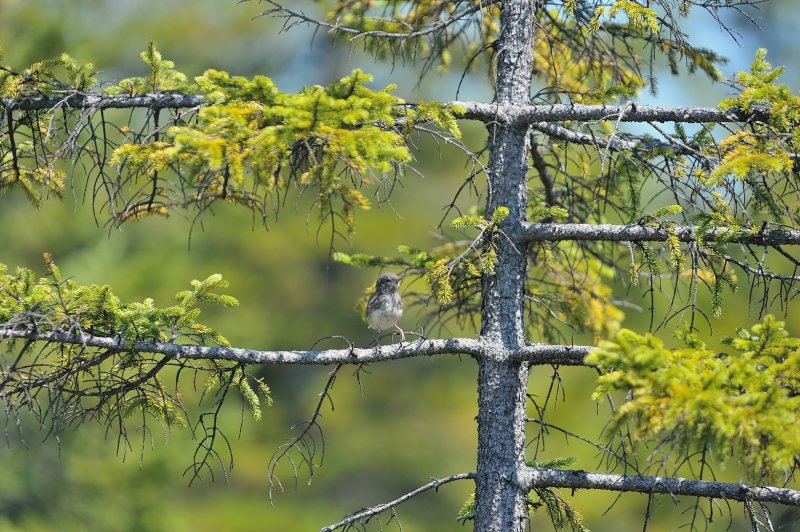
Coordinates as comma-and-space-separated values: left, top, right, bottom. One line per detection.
589, 315, 800, 481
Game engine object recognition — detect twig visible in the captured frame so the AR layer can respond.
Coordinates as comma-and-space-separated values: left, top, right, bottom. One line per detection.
320, 472, 475, 531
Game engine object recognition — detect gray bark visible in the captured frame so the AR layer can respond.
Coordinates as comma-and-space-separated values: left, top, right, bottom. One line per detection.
0, 328, 482, 364
0, 328, 594, 366
1, 93, 204, 111
520, 222, 800, 245
2, 96, 767, 125
475, 0, 536, 530
456, 101, 769, 124
520, 467, 800, 506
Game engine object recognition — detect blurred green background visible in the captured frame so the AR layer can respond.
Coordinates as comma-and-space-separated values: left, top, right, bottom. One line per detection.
1, 1, 799, 530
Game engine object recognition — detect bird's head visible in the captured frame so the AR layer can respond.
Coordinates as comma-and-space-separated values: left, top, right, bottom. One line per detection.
375, 272, 402, 294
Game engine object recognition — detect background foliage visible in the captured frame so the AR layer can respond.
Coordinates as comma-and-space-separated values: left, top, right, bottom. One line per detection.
1, 1, 799, 530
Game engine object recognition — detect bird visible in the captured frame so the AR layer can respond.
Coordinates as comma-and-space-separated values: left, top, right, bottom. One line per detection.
366, 272, 405, 344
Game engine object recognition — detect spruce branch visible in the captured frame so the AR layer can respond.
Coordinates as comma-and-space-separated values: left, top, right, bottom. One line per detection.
455, 101, 769, 125
520, 467, 800, 507
531, 121, 698, 155
520, 223, 800, 246
258, 0, 501, 41
1, 93, 204, 111
0, 328, 483, 364
2, 95, 771, 126
320, 472, 475, 532
514, 343, 594, 365
0, 328, 594, 366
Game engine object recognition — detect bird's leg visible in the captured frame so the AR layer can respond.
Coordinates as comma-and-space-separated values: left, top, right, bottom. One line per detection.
394, 324, 406, 342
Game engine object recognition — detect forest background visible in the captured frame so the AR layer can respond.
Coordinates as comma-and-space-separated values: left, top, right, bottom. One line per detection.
1, 0, 800, 530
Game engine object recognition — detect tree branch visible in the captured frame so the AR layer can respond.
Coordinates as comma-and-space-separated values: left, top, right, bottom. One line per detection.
2, 96, 767, 128
520, 467, 800, 507
0, 328, 596, 368
320, 472, 475, 532
531, 121, 695, 155
1, 93, 204, 111
520, 222, 800, 246
529, 139, 558, 207
260, 0, 501, 41
455, 101, 767, 125
513, 343, 594, 365
0, 328, 484, 364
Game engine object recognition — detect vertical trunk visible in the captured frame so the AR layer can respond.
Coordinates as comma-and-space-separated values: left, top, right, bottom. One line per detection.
475, 1, 536, 531
475, 358, 531, 531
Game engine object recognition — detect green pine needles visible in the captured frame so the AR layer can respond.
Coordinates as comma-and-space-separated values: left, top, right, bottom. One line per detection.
0, 254, 237, 344
1, 43, 462, 234
588, 315, 800, 481
110, 64, 416, 228
0, 255, 270, 448
714, 49, 800, 187
110, 41, 192, 95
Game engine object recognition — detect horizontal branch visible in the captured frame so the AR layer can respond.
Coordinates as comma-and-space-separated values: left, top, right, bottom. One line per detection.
531, 121, 695, 155
520, 467, 800, 507
0, 328, 483, 364
2, 95, 763, 129
0, 328, 596, 366
520, 222, 800, 246
514, 343, 594, 365
321, 472, 475, 532
1, 93, 204, 111
529, 122, 800, 164
456, 101, 766, 125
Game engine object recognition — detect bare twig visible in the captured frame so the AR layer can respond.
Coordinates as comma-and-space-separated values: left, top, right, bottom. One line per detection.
268, 365, 341, 500
320, 472, 475, 532
259, 0, 500, 41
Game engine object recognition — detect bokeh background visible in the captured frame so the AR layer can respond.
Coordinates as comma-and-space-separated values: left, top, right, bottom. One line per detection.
1, 1, 799, 530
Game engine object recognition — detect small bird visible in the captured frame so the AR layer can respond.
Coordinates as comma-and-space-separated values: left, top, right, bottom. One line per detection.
366, 272, 405, 344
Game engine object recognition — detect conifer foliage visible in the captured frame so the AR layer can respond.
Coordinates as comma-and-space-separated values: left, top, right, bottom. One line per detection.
3, 1, 800, 530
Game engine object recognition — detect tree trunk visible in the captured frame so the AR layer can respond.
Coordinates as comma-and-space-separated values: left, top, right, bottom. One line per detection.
475, 0, 536, 530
